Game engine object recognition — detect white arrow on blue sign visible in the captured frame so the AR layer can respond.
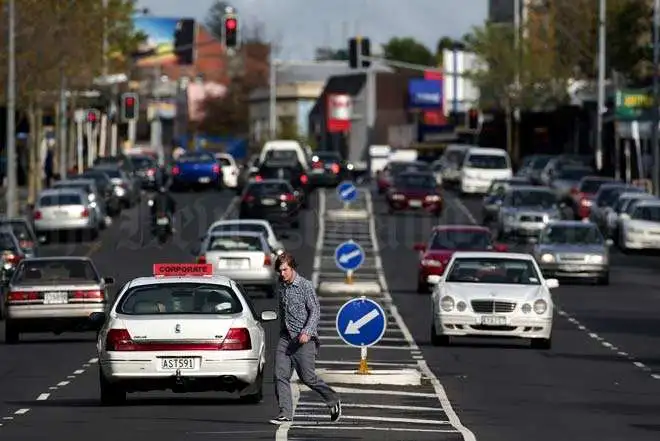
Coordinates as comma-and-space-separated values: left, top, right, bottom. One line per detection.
334, 240, 365, 272
336, 297, 387, 347
336, 181, 358, 203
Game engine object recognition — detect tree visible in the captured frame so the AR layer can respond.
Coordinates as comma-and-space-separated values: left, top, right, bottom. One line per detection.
435, 36, 465, 65
382, 37, 434, 66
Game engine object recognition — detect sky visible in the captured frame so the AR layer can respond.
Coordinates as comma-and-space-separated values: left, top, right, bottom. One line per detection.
135, 0, 488, 59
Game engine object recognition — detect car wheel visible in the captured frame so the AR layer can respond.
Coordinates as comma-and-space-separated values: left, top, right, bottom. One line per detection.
240, 368, 263, 404
530, 337, 552, 350
99, 370, 126, 406
430, 323, 449, 346
4, 321, 19, 344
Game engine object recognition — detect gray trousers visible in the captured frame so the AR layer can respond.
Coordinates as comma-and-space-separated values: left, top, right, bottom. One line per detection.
274, 335, 339, 418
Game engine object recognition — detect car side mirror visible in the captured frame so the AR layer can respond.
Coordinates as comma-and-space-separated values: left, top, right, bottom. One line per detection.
413, 243, 426, 252
88, 311, 106, 330
260, 310, 278, 322
103, 277, 115, 285
427, 275, 442, 285
605, 239, 613, 246
545, 278, 559, 289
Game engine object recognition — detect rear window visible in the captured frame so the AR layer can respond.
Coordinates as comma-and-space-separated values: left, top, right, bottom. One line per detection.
54, 182, 89, 192
465, 154, 508, 169
95, 168, 120, 178
178, 153, 214, 163
217, 157, 232, 166
314, 152, 341, 161
2, 221, 34, 242
248, 182, 292, 195
13, 259, 99, 284
396, 174, 436, 189
0, 232, 17, 251
211, 224, 268, 235
117, 283, 243, 315
266, 150, 297, 162
206, 235, 264, 252
579, 178, 611, 193
39, 194, 82, 206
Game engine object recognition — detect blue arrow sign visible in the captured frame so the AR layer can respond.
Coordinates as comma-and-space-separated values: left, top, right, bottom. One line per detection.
336, 297, 387, 347
336, 181, 358, 203
334, 240, 365, 272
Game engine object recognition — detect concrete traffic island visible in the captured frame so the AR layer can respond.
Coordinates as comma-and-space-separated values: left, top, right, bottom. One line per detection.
326, 208, 369, 221
318, 280, 381, 295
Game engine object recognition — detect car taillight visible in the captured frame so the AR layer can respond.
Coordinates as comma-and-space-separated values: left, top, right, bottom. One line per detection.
331, 163, 340, 174
2, 252, 19, 265
312, 161, 323, 169
172, 166, 180, 175
300, 174, 308, 184
212, 164, 220, 173
222, 328, 252, 350
69, 290, 104, 301
255, 175, 263, 182
147, 168, 156, 176
106, 329, 136, 351
264, 254, 272, 266
242, 195, 255, 203
33, 210, 42, 220
279, 193, 295, 202
197, 255, 207, 264
8, 291, 39, 301
421, 258, 443, 267
81, 208, 89, 218
19, 240, 33, 249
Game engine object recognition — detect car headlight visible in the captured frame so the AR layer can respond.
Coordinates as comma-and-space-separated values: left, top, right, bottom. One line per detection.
456, 301, 467, 312
347, 163, 354, 170
585, 254, 604, 264
522, 303, 532, 314
440, 296, 454, 312
540, 253, 555, 263
533, 299, 548, 314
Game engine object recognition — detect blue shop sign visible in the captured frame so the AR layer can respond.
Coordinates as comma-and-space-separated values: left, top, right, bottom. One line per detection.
408, 79, 443, 109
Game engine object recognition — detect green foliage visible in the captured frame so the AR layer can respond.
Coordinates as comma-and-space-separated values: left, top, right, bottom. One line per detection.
382, 37, 434, 66
206, 0, 231, 41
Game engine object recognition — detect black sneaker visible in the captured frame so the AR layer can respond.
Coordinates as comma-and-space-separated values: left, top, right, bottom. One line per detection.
269, 416, 291, 425
330, 401, 342, 422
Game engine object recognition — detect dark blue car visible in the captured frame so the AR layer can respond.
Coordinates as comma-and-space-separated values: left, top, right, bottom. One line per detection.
171, 151, 223, 191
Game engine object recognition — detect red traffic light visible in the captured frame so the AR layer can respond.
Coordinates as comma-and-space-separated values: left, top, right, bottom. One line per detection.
125, 96, 135, 106
87, 111, 98, 122
226, 18, 237, 30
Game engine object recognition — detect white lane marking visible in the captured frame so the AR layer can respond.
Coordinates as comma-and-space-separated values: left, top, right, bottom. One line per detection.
652, 374, 660, 379
292, 414, 450, 425
73, 369, 85, 374
297, 401, 444, 412
14, 409, 29, 415
315, 360, 417, 368
366, 191, 477, 441
36, 393, 50, 401
67, 375, 75, 379
452, 192, 660, 382
88, 358, 98, 364
2, 417, 14, 420
447, 194, 478, 224
48, 386, 57, 390
288, 425, 459, 433
57, 381, 70, 387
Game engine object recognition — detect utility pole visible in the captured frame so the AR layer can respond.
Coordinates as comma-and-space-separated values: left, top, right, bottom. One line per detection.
102, 0, 108, 76
58, 74, 67, 179
5, 0, 17, 216
652, 0, 660, 195
596, 0, 606, 172
269, 56, 277, 139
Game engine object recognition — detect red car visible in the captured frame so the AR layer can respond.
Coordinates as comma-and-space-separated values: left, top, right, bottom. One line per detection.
570, 176, 616, 219
386, 172, 442, 215
413, 225, 507, 293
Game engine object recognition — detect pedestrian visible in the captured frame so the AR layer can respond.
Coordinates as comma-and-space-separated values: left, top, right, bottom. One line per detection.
44, 147, 54, 188
270, 252, 341, 425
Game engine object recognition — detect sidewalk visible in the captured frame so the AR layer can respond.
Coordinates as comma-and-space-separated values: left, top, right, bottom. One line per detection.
0, 186, 31, 216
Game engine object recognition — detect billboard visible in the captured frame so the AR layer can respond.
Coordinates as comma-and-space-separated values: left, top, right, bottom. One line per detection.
408, 79, 442, 109
133, 16, 196, 67
327, 94, 352, 133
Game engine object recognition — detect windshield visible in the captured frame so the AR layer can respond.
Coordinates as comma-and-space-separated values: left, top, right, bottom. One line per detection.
54, 182, 89, 191
216, 157, 232, 166
205, 235, 264, 252
178, 153, 214, 163
0, 232, 17, 251
2, 221, 35, 242
557, 168, 592, 181
510, 190, 556, 208
39, 194, 83, 206
580, 178, 611, 194
465, 154, 508, 169
430, 230, 491, 250
446, 258, 541, 285
539, 225, 603, 245
395, 174, 436, 190
632, 205, 660, 222
13, 259, 99, 284
211, 224, 268, 236
247, 182, 292, 195
117, 283, 243, 315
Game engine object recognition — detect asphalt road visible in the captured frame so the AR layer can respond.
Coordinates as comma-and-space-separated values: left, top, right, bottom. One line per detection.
374, 189, 660, 441
0, 189, 318, 440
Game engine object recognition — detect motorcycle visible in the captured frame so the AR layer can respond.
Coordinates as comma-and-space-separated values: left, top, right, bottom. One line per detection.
148, 200, 173, 243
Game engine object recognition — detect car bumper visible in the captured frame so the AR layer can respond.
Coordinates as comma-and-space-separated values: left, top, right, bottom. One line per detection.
623, 234, 660, 249
460, 179, 491, 194
310, 171, 341, 186
388, 200, 442, 212
540, 263, 608, 278
6, 303, 105, 331
173, 175, 222, 186
434, 314, 552, 339
34, 219, 95, 231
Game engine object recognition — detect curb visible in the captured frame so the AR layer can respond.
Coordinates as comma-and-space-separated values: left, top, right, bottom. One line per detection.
326, 208, 369, 221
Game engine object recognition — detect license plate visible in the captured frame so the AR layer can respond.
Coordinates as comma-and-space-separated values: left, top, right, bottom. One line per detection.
159, 357, 197, 371
219, 259, 248, 269
481, 315, 507, 326
54, 211, 68, 217
261, 198, 276, 205
44, 292, 68, 304
312, 168, 324, 174
156, 217, 169, 225
409, 200, 422, 207
198, 177, 211, 183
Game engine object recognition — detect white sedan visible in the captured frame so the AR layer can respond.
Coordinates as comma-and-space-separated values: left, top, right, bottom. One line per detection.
203, 219, 285, 254
428, 251, 556, 349
90, 263, 278, 405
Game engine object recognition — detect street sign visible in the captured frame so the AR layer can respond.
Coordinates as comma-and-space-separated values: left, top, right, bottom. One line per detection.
615, 89, 653, 121
334, 240, 365, 272
336, 181, 358, 203
336, 297, 387, 347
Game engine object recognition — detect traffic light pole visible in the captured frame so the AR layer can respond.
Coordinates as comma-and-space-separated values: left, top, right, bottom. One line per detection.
5, 0, 17, 216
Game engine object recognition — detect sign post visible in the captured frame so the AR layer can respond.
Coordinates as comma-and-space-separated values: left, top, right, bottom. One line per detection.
336, 180, 358, 209
336, 296, 387, 374
334, 240, 364, 285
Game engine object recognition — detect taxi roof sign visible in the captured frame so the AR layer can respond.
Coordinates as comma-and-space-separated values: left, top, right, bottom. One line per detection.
153, 263, 213, 277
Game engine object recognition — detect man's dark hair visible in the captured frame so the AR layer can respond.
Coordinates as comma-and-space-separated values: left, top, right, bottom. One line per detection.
275, 251, 297, 270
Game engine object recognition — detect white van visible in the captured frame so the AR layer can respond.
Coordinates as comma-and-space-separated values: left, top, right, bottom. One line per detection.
258, 140, 309, 169
460, 147, 512, 194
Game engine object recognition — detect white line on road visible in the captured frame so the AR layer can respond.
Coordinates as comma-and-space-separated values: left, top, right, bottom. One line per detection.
14, 409, 29, 415
57, 381, 70, 387
292, 414, 450, 425
288, 424, 459, 433
36, 393, 50, 401
296, 401, 444, 412
73, 369, 85, 374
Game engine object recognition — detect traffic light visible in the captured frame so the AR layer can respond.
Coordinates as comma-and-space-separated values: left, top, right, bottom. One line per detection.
468, 108, 480, 130
348, 37, 371, 69
85, 109, 100, 124
223, 14, 239, 49
120, 93, 138, 122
